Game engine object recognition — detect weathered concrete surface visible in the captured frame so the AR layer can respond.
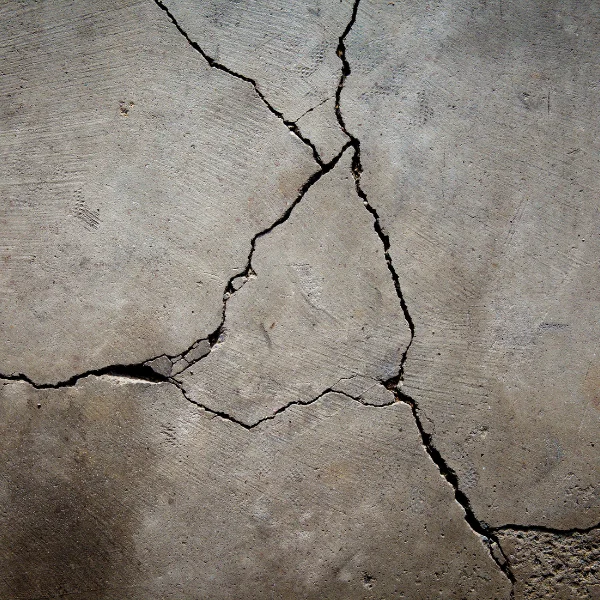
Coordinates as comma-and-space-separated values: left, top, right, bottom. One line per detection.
1, 0, 599, 596
160, 0, 351, 153
0, 0, 316, 384
0, 378, 510, 599
177, 152, 410, 425
497, 528, 600, 599
342, 0, 600, 528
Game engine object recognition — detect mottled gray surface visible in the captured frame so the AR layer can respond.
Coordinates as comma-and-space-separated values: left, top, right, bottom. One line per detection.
1, 0, 598, 597
498, 528, 600, 599
342, 0, 600, 529
0, 378, 509, 599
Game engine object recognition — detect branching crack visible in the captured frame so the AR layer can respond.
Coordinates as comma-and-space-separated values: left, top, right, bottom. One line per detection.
152, 0, 325, 166
335, 0, 514, 596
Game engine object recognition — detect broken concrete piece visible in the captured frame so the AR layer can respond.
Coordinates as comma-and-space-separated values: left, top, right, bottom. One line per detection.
332, 375, 395, 407
342, 0, 600, 529
183, 339, 211, 364
177, 151, 411, 425
144, 355, 173, 378
497, 527, 600, 599
0, 0, 316, 385
0, 378, 510, 599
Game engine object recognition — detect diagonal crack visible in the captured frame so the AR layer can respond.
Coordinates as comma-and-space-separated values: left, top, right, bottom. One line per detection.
152, 0, 325, 166
334, 0, 514, 596
0, 144, 350, 391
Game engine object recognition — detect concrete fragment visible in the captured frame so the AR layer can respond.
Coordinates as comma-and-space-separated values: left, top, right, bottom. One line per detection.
0, 0, 316, 385
144, 355, 173, 378
0, 378, 510, 599
498, 528, 600, 599
177, 151, 411, 425
342, 0, 600, 528
332, 375, 395, 406
183, 339, 211, 364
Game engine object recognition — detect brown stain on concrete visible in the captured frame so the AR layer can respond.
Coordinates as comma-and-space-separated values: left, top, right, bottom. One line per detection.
0, 383, 151, 599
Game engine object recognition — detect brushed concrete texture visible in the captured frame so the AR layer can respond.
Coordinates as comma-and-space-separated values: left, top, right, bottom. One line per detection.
177, 152, 410, 425
0, 378, 510, 599
342, 0, 600, 529
0, 0, 316, 384
1, 0, 598, 597
159, 0, 351, 150
497, 528, 600, 599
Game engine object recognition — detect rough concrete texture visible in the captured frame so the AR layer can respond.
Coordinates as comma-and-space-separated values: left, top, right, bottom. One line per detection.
497, 527, 600, 599
0, 0, 316, 384
342, 0, 600, 529
0, 379, 509, 599
1, 0, 598, 597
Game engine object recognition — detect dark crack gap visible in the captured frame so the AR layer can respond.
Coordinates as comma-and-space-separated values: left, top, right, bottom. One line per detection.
152, 0, 324, 166
493, 522, 600, 536
335, 1, 514, 596
333, 0, 414, 381
397, 390, 516, 597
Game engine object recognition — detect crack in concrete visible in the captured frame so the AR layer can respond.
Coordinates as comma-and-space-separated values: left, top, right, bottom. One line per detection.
494, 522, 600, 536
396, 390, 517, 597
334, 0, 514, 595
0, 143, 350, 390
171, 377, 395, 431
152, 0, 325, 166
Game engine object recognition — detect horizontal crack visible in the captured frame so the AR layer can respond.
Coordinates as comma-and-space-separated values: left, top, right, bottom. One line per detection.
493, 522, 600, 536
171, 378, 393, 431
152, 0, 325, 166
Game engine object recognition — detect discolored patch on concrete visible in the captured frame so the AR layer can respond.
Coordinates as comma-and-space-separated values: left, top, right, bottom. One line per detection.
0, 378, 510, 599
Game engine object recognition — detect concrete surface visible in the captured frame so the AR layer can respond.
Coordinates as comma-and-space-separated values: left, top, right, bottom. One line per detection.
342, 0, 600, 529
0, 0, 598, 597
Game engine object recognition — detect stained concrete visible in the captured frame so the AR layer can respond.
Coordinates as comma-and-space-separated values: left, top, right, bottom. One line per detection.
1, 0, 598, 597
0, 378, 509, 599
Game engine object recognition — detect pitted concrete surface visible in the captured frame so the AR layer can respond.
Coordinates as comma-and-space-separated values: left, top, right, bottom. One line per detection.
0, 0, 598, 598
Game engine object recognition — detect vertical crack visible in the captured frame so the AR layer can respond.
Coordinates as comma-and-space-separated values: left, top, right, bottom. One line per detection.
334, 1, 514, 595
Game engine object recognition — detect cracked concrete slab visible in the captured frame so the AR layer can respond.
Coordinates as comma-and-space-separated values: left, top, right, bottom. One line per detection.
176, 151, 411, 425
158, 0, 352, 138
342, 0, 600, 529
1, 0, 598, 596
0, 0, 316, 385
0, 377, 510, 599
